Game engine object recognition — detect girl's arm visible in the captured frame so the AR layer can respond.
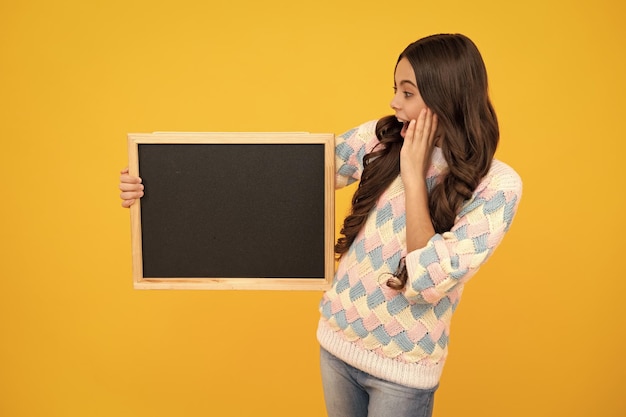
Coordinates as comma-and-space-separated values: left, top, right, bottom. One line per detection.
403, 162, 522, 304
400, 109, 438, 251
334, 120, 380, 189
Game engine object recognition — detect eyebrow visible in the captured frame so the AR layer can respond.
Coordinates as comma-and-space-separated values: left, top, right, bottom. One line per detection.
396, 79, 418, 88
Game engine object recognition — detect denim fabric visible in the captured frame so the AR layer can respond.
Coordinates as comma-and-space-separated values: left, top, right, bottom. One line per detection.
320, 348, 437, 417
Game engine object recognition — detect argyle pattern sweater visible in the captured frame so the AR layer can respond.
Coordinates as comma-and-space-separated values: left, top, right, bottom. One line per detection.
317, 120, 522, 389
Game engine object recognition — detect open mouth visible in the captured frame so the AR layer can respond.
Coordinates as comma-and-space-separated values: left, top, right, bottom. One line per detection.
399, 120, 409, 138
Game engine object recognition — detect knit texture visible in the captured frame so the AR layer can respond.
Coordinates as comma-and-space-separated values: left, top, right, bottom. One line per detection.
317, 119, 522, 389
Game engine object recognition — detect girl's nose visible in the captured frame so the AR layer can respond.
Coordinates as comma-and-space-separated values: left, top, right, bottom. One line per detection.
390, 97, 399, 111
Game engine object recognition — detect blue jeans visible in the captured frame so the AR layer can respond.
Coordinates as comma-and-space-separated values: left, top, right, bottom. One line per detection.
320, 348, 437, 417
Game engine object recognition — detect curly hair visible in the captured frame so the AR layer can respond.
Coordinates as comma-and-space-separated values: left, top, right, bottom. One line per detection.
334, 34, 500, 290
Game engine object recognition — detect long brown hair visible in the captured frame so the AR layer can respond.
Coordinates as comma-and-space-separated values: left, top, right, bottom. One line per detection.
334, 34, 499, 290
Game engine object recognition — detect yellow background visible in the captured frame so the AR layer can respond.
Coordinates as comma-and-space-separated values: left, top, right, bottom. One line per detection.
1, 0, 624, 416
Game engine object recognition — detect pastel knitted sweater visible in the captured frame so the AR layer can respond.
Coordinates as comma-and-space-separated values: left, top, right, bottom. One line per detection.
317, 119, 522, 389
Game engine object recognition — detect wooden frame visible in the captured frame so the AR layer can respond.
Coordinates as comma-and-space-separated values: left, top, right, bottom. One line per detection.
128, 132, 335, 290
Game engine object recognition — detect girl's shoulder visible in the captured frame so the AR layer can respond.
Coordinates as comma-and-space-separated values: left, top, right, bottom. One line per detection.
456, 159, 522, 222
337, 119, 378, 140
480, 159, 523, 195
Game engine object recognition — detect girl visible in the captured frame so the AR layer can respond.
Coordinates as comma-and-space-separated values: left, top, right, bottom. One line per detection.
119, 33, 522, 417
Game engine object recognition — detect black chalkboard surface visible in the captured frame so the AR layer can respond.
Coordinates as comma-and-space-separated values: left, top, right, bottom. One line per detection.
128, 132, 334, 290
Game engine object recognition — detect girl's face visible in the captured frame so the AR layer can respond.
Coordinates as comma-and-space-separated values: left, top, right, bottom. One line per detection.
390, 57, 428, 138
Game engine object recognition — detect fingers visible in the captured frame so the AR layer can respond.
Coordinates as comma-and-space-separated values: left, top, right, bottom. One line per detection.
422, 109, 432, 140
405, 119, 417, 143
120, 189, 143, 199
119, 181, 143, 192
120, 172, 142, 184
401, 109, 438, 180
120, 182, 144, 202
406, 108, 437, 144
119, 167, 143, 208
120, 190, 143, 208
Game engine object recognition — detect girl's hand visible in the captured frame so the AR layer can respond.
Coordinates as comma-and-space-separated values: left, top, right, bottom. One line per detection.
400, 108, 438, 182
119, 167, 144, 208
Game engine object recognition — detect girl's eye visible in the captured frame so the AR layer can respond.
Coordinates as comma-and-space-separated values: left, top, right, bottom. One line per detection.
393, 87, 412, 98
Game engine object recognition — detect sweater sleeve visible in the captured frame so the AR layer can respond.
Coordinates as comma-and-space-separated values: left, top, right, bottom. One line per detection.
335, 120, 380, 189
403, 161, 523, 304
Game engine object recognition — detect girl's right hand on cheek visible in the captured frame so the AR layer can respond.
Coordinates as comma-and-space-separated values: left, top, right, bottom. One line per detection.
119, 167, 144, 208
400, 108, 438, 181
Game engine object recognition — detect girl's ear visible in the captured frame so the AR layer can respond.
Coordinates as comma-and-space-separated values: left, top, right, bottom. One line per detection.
434, 132, 444, 147
433, 120, 446, 147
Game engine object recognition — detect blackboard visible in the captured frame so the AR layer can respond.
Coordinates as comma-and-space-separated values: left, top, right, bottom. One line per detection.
128, 132, 335, 290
